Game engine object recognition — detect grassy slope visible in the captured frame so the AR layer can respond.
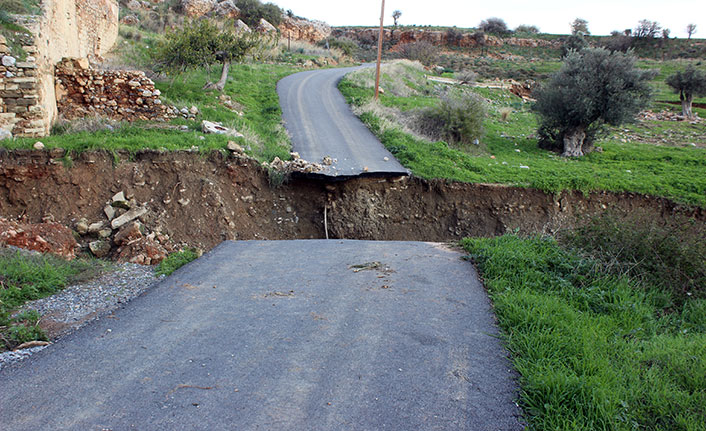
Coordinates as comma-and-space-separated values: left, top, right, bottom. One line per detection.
339, 63, 706, 207
0, 250, 107, 351
2, 63, 297, 162
462, 234, 706, 430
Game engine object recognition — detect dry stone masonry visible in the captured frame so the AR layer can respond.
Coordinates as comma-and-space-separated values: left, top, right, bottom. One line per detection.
0, 0, 119, 138
0, 39, 44, 137
54, 58, 172, 122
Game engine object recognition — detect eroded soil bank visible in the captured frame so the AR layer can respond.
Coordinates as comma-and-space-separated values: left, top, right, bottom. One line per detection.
1, 149, 704, 254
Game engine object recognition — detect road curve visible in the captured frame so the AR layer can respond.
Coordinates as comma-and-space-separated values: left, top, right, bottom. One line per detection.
0, 240, 522, 430
278, 66, 408, 178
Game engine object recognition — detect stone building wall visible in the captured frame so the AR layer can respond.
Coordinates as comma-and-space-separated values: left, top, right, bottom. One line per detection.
0, 0, 119, 138
0, 41, 44, 137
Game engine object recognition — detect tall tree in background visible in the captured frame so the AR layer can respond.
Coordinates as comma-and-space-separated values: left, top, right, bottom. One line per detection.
392, 10, 402, 26
666, 65, 706, 119
570, 18, 589, 35
686, 24, 697, 40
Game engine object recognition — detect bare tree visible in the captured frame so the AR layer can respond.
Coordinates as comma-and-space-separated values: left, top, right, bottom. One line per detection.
686, 23, 697, 40
571, 18, 589, 35
392, 10, 402, 27
634, 20, 661, 38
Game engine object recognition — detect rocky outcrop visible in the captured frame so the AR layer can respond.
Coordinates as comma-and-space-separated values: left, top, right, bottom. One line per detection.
54, 58, 173, 122
278, 16, 331, 42
181, 0, 214, 17
257, 18, 277, 33
181, 0, 240, 19
331, 27, 560, 50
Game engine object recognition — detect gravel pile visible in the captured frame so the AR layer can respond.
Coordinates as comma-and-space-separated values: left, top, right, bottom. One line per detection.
0, 263, 162, 370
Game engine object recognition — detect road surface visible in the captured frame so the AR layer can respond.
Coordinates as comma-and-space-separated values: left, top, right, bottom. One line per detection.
278, 66, 409, 178
0, 240, 522, 430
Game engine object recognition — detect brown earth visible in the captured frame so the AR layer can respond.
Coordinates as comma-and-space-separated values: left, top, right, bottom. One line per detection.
1, 149, 703, 258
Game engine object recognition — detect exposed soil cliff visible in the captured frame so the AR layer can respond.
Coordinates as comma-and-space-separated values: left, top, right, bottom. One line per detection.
2, 150, 703, 258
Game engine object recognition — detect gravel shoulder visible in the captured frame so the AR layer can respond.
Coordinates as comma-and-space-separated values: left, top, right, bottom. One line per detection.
0, 262, 161, 370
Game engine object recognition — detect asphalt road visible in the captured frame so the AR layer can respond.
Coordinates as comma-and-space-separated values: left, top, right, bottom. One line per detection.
0, 240, 522, 430
277, 66, 409, 178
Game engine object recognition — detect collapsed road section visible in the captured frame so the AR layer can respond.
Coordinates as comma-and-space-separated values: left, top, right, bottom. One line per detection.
1, 149, 703, 258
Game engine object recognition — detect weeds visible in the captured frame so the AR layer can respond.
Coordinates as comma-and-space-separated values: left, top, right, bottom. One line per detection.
0, 249, 107, 351
155, 248, 199, 276
462, 234, 706, 430
563, 211, 706, 303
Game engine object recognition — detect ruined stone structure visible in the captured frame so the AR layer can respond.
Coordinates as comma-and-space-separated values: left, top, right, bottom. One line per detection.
55, 58, 172, 122
0, 0, 119, 138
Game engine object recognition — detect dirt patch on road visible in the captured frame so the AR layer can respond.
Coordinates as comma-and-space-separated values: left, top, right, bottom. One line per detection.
1, 149, 703, 255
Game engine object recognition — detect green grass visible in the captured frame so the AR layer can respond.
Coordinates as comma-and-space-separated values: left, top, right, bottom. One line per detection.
4, 62, 298, 162
0, 249, 108, 351
155, 248, 199, 277
339, 63, 706, 207
462, 233, 706, 430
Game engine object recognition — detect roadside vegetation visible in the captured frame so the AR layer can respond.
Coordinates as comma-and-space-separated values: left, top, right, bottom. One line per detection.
1, 2, 351, 163
340, 60, 706, 206
155, 248, 200, 276
462, 213, 705, 430
0, 249, 108, 351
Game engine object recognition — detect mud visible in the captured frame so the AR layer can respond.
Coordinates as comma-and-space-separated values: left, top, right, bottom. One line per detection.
1, 149, 703, 253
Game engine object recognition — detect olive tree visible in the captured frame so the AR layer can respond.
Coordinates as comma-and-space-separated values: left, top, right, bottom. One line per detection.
157, 19, 265, 92
533, 48, 655, 157
666, 65, 706, 119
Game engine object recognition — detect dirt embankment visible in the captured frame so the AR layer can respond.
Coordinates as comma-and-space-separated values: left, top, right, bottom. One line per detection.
1, 150, 703, 254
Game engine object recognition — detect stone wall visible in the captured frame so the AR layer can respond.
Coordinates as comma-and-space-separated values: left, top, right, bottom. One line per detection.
55, 58, 171, 122
0, 0, 119, 138
0, 41, 44, 137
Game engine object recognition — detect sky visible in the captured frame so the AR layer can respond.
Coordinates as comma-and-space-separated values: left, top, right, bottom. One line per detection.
269, 0, 704, 38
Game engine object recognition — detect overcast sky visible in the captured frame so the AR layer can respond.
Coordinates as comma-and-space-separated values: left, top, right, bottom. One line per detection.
269, 0, 703, 38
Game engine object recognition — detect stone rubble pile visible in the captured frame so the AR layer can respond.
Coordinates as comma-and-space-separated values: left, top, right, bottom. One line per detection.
76, 191, 174, 264
639, 110, 702, 123
262, 152, 325, 174
0, 218, 78, 259
54, 57, 174, 122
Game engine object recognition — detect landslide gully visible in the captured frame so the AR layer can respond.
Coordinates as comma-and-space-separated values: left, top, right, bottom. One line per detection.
1, 150, 703, 253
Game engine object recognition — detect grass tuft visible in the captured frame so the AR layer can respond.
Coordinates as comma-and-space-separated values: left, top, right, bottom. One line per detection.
155, 248, 199, 277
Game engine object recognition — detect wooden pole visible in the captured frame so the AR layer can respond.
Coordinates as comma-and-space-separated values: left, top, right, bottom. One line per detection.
374, 0, 385, 100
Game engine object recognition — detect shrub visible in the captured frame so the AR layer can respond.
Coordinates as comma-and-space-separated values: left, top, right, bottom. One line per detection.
533, 48, 655, 157
414, 91, 486, 147
514, 24, 539, 34
499, 107, 512, 122
560, 34, 588, 57
563, 211, 706, 303
236, 0, 282, 27
319, 37, 358, 57
399, 41, 438, 66
455, 69, 477, 83
478, 17, 510, 36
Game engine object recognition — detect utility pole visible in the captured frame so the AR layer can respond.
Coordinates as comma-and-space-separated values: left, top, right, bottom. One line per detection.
374, 0, 385, 100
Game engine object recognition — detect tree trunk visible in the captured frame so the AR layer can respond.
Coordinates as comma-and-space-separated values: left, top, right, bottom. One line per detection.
562, 126, 587, 157
681, 92, 694, 119
203, 61, 230, 92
